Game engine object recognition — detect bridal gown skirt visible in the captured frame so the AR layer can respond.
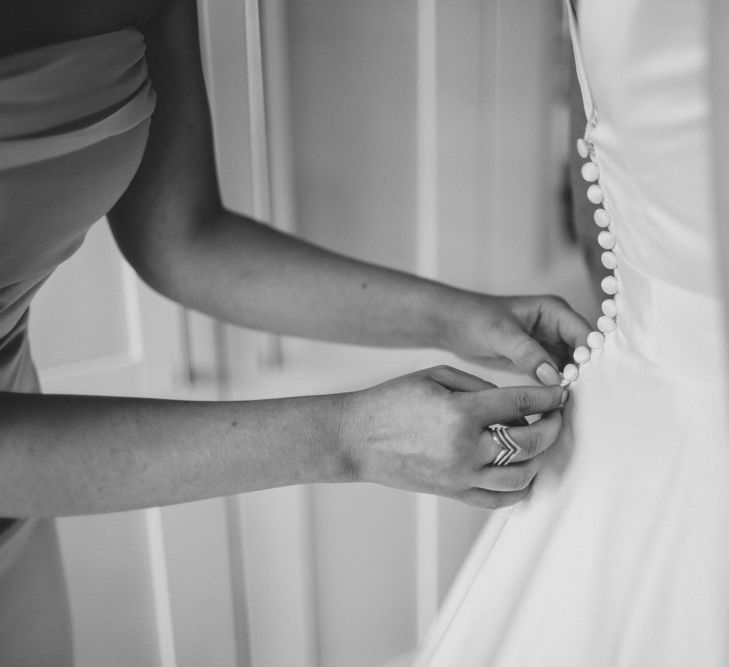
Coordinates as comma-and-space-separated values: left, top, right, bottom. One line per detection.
419, 321, 729, 665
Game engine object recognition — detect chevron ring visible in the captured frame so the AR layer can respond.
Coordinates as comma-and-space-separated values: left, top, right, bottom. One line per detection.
488, 424, 521, 466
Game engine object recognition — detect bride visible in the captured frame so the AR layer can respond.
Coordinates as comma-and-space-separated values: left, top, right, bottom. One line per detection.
417, 1, 729, 664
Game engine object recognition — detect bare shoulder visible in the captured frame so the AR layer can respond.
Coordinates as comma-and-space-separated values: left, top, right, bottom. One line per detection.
108, 0, 220, 282
137, 0, 203, 68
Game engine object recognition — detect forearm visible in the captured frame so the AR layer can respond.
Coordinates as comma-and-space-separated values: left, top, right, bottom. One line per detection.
0, 390, 346, 517
147, 208, 456, 349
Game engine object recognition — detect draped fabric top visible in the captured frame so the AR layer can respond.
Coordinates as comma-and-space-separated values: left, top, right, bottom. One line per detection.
0, 29, 156, 392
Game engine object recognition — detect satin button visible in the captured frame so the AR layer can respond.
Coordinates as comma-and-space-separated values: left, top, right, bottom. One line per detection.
587, 331, 604, 350
594, 208, 611, 228
562, 363, 579, 383
597, 315, 617, 333
601, 251, 618, 269
601, 275, 619, 295
581, 162, 599, 182
574, 346, 591, 365
587, 184, 604, 204
601, 299, 618, 318
577, 138, 589, 159
597, 231, 616, 250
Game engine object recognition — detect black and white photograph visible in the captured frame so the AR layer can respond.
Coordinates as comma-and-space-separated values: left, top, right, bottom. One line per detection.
1, 0, 728, 665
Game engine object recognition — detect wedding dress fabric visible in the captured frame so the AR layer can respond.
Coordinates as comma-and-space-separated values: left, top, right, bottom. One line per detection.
418, 2, 729, 665
0, 30, 155, 663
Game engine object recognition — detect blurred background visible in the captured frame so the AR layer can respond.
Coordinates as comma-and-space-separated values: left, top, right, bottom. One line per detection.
28, 1, 595, 665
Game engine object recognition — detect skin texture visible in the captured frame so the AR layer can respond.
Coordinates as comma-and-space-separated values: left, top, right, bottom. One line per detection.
0, 0, 589, 517
340, 367, 566, 510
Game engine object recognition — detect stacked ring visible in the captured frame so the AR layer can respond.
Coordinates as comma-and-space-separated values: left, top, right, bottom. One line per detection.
488, 424, 521, 466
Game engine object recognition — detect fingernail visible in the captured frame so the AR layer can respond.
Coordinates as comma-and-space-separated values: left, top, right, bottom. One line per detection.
560, 387, 569, 407
536, 362, 561, 386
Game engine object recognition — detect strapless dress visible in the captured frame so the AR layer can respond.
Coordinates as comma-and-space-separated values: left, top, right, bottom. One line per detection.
0, 28, 155, 664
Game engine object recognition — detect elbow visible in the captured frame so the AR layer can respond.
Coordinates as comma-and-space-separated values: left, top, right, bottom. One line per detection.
125, 240, 189, 303
109, 213, 203, 305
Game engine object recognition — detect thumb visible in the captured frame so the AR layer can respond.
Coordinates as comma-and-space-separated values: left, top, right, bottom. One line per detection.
491, 320, 562, 386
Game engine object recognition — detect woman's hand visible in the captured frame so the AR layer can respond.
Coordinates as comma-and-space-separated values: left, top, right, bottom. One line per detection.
338, 366, 566, 509
437, 291, 592, 385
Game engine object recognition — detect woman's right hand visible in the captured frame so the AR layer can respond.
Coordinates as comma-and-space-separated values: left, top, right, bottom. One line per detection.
338, 366, 566, 509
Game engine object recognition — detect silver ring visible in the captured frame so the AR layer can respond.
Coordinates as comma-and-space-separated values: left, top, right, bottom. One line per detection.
488, 424, 521, 466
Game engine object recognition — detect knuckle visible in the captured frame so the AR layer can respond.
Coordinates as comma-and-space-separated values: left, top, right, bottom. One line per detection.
510, 336, 540, 361
523, 430, 542, 458
514, 391, 534, 416
491, 314, 514, 335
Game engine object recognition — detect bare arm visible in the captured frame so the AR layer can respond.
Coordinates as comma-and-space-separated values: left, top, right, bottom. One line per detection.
0, 371, 566, 517
110, 0, 589, 380
0, 0, 580, 517
0, 391, 345, 516
110, 0, 446, 348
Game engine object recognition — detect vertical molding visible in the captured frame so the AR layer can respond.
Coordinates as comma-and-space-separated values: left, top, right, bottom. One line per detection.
145, 508, 178, 667
487, 1, 555, 293
708, 0, 729, 369
490, 0, 507, 292
415, 0, 440, 641
243, 0, 282, 368
244, 0, 272, 223
225, 497, 253, 667
260, 0, 298, 234
121, 253, 145, 365
227, 486, 319, 667
416, 0, 439, 279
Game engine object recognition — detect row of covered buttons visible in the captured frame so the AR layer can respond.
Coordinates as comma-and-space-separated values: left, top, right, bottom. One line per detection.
562, 136, 619, 385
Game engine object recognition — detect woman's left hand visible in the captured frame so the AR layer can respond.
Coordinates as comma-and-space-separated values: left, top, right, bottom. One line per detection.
438, 291, 591, 385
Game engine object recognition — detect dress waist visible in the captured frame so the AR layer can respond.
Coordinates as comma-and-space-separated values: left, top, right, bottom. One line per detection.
613, 256, 727, 381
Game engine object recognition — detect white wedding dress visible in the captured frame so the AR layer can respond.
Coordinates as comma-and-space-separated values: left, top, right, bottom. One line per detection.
417, 2, 729, 665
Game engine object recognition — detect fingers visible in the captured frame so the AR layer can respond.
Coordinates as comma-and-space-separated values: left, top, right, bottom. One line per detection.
456, 411, 563, 508
456, 487, 531, 510
489, 316, 562, 385
495, 295, 592, 384
464, 384, 566, 425
475, 454, 543, 492
550, 298, 593, 353
427, 365, 495, 393
481, 409, 563, 464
